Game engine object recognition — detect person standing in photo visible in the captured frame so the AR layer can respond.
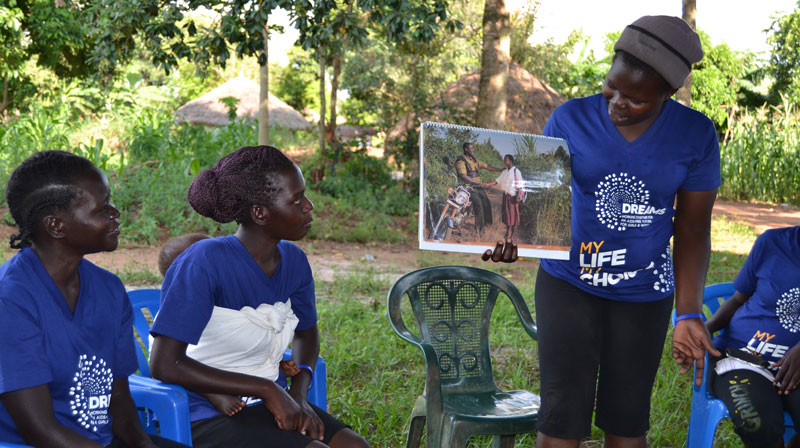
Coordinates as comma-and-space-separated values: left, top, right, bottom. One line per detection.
483, 154, 524, 243
455, 142, 502, 236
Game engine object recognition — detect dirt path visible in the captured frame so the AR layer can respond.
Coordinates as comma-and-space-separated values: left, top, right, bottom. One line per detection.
1, 200, 798, 285
712, 199, 800, 235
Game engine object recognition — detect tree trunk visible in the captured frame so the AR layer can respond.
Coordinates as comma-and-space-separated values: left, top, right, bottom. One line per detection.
318, 54, 326, 156
0, 75, 9, 117
676, 0, 696, 106
326, 52, 342, 175
258, 25, 270, 145
326, 52, 341, 144
475, 0, 511, 130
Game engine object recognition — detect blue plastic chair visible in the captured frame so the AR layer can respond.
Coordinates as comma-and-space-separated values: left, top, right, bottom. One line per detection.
675, 282, 796, 447
0, 377, 191, 447
128, 288, 328, 410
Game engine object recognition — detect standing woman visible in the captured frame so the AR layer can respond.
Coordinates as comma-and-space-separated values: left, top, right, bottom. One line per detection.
483, 154, 523, 242
487, 16, 720, 447
148, 146, 369, 448
0, 151, 187, 448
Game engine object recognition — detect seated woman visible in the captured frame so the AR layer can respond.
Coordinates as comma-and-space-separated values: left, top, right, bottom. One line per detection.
156, 232, 300, 417
706, 225, 800, 448
148, 145, 369, 448
0, 151, 188, 448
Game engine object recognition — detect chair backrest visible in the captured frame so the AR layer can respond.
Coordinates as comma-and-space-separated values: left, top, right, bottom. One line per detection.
387, 266, 537, 396
128, 288, 162, 378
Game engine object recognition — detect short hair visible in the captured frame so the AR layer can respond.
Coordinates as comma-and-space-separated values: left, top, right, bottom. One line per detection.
504, 154, 514, 163
5, 150, 98, 249
158, 233, 210, 276
187, 146, 295, 224
613, 50, 672, 93
462, 142, 473, 151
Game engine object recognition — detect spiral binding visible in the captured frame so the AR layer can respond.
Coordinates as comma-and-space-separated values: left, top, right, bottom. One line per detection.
421, 121, 567, 145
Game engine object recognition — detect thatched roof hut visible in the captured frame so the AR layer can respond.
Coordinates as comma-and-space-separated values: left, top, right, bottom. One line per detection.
176, 77, 311, 130
388, 62, 565, 140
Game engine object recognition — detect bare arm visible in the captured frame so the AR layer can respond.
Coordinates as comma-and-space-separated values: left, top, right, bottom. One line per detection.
287, 325, 325, 440
671, 188, 721, 385
705, 291, 750, 335
0, 385, 104, 448
149, 334, 302, 431
108, 377, 158, 448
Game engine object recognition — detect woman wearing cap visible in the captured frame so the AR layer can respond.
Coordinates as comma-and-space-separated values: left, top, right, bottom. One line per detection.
486, 15, 720, 447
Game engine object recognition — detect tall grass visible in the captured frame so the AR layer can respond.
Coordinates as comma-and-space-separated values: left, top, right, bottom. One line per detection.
721, 97, 800, 204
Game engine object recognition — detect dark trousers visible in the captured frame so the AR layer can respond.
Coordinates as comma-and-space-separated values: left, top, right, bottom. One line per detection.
712, 361, 800, 447
471, 187, 492, 231
106, 434, 189, 447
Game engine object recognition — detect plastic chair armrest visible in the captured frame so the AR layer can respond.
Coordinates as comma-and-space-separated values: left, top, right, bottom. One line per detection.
129, 375, 192, 445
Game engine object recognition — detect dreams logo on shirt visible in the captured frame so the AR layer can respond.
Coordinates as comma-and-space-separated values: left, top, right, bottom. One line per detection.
777, 287, 800, 333
69, 355, 113, 432
594, 173, 665, 231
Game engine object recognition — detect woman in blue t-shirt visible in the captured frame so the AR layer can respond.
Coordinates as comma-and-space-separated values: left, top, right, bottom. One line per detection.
149, 146, 369, 448
0, 151, 187, 448
486, 15, 721, 447
705, 226, 800, 448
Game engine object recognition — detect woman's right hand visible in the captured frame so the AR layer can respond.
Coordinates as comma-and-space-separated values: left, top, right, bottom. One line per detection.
261, 385, 303, 431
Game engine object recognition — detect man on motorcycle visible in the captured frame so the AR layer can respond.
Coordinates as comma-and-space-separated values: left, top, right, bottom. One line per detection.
455, 142, 502, 236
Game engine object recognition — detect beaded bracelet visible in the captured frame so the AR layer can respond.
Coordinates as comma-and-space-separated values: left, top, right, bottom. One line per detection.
675, 312, 703, 322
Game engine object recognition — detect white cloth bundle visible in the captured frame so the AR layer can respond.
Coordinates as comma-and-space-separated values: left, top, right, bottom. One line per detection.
184, 300, 299, 381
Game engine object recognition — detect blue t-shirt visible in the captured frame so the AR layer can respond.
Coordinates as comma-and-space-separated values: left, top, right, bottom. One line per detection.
714, 227, 800, 364
150, 235, 317, 421
0, 248, 138, 445
540, 94, 721, 302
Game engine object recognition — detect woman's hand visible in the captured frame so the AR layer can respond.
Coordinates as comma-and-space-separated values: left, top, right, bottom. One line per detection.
481, 240, 517, 263
672, 318, 720, 386
261, 386, 304, 432
774, 343, 800, 395
293, 397, 324, 440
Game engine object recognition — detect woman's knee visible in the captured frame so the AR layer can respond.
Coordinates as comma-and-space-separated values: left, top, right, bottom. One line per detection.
328, 428, 370, 448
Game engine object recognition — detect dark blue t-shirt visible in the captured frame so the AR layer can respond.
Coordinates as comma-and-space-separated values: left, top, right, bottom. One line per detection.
0, 248, 138, 445
541, 94, 721, 302
150, 235, 317, 421
714, 227, 800, 363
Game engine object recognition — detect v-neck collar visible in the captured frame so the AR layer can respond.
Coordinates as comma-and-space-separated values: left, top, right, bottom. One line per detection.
23, 248, 88, 322
228, 236, 284, 281
599, 94, 672, 147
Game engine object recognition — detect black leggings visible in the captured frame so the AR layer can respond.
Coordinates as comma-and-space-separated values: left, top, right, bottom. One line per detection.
712, 363, 800, 448
534, 268, 673, 439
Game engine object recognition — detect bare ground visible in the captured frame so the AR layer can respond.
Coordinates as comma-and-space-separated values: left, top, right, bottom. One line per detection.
1, 200, 798, 285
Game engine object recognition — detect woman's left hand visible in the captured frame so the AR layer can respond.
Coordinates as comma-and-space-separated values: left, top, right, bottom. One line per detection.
774, 343, 800, 394
672, 318, 720, 386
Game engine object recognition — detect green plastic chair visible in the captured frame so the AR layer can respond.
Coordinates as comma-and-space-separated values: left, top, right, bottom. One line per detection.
387, 266, 540, 448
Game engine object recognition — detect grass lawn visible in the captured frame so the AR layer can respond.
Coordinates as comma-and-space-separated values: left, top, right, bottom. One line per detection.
316, 215, 758, 447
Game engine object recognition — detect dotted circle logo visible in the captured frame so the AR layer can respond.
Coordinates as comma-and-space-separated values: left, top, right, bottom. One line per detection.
594, 173, 650, 231
777, 288, 800, 333
651, 246, 674, 293
69, 355, 113, 432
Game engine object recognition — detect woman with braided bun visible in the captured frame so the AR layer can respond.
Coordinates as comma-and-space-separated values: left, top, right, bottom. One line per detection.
149, 145, 369, 448
0, 150, 188, 448
486, 16, 721, 447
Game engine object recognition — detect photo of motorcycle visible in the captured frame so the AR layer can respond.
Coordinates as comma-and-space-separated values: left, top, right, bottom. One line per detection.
428, 184, 473, 241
